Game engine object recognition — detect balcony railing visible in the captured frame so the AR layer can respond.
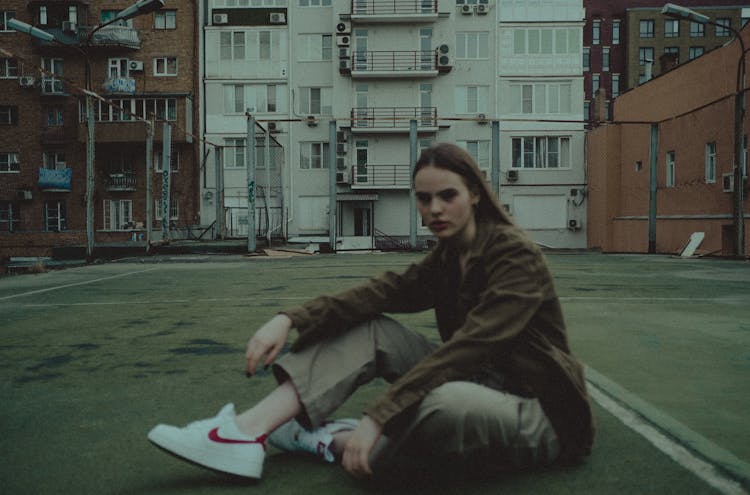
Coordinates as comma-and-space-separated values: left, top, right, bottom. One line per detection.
38, 167, 72, 191
41, 126, 76, 144
350, 107, 437, 131
35, 25, 141, 50
350, 0, 438, 16
346, 51, 440, 76
352, 164, 411, 189
106, 172, 136, 191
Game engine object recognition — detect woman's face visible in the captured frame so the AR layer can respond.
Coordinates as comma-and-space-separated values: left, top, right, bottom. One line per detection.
414, 165, 479, 245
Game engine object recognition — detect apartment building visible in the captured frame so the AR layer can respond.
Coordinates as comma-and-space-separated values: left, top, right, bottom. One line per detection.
0, 1, 199, 258
582, 0, 746, 123
200, 0, 587, 249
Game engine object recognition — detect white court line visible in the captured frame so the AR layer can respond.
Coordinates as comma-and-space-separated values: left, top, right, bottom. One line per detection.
587, 384, 748, 495
0, 267, 160, 302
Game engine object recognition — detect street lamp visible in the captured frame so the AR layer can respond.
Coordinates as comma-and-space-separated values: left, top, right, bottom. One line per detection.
662, 3, 747, 257
9, 0, 164, 260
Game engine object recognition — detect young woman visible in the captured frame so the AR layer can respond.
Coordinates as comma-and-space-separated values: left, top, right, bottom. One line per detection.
148, 143, 594, 481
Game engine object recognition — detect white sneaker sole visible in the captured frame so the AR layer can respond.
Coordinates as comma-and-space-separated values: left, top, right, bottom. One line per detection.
148, 425, 264, 479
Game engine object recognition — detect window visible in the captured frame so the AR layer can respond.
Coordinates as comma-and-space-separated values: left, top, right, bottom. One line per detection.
0, 105, 18, 125
108, 58, 129, 78
85, 98, 176, 122
690, 22, 705, 37
584, 101, 590, 121
512, 136, 571, 169
514, 28, 579, 55
1, 11, 16, 31
457, 140, 490, 172
45, 200, 66, 232
154, 198, 179, 221
664, 47, 679, 64
0, 152, 19, 172
298, 0, 331, 6
39, 6, 47, 25
68, 6, 78, 23
583, 47, 590, 71
705, 142, 716, 183
509, 82, 572, 114
41, 58, 64, 93
224, 84, 286, 114
456, 32, 489, 59
640, 19, 655, 38
0, 58, 17, 78
592, 19, 600, 45
300, 142, 330, 169
224, 138, 246, 168
154, 147, 179, 172
154, 10, 176, 29
0, 201, 20, 232
298, 34, 333, 61
221, 32, 245, 60
612, 20, 621, 45
689, 46, 704, 60
716, 18, 731, 37
299, 87, 332, 114
664, 19, 679, 38
602, 47, 610, 72
639, 47, 654, 65
612, 74, 620, 98
46, 106, 64, 127
101, 10, 133, 27
103, 199, 133, 231
592, 74, 600, 94
153, 57, 178, 76
455, 85, 489, 114
666, 151, 675, 187
43, 151, 66, 170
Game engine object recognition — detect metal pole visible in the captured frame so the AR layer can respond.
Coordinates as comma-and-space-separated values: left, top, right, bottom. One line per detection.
648, 123, 659, 254
329, 120, 337, 252
409, 119, 418, 249
264, 127, 272, 247
247, 114, 256, 253
215, 146, 223, 239
491, 120, 500, 197
161, 122, 171, 241
733, 45, 746, 257
85, 93, 95, 259
145, 119, 153, 252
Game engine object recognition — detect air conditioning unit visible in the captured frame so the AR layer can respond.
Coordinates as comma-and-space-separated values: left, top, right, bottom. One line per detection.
19, 76, 35, 88
336, 156, 347, 170
61, 21, 77, 33
336, 143, 347, 155
129, 60, 144, 71
568, 219, 581, 231
461, 4, 473, 14
336, 35, 350, 47
478, 0, 489, 4
477, 113, 489, 125
337, 130, 347, 143
17, 189, 32, 200
268, 121, 281, 133
723, 172, 734, 192
339, 59, 352, 72
475, 4, 488, 14
213, 13, 228, 24
506, 169, 519, 182
339, 47, 351, 59
306, 115, 319, 127
336, 170, 350, 184
437, 54, 451, 68
336, 21, 351, 34
437, 44, 449, 55
269, 12, 286, 24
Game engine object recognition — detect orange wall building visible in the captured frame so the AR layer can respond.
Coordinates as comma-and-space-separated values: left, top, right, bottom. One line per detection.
587, 22, 749, 256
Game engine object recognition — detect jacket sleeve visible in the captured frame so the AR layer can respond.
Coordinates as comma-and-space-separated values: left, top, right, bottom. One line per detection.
283, 250, 440, 350
365, 236, 548, 426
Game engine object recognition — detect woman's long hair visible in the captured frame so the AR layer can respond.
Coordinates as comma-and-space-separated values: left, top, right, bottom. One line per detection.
414, 143, 513, 226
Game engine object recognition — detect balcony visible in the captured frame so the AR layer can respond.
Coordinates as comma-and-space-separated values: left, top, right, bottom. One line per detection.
41, 126, 77, 145
352, 164, 411, 189
343, 51, 447, 78
34, 24, 141, 50
349, 0, 439, 23
102, 77, 136, 95
106, 172, 136, 192
350, 107, 438, 133
41, 78, 66, 96
38, 167, 72, 192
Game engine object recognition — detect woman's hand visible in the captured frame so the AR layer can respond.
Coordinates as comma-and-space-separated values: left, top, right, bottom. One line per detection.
245, 314, 292, 376
341, 415, 383, 478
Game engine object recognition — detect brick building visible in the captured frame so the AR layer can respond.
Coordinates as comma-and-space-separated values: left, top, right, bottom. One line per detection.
582, 0, 748, 123
587, 23, 749, 255
0, 1, 199, 259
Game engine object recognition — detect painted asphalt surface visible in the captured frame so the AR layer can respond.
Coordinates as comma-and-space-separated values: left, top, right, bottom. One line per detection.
1, 251, 748, 494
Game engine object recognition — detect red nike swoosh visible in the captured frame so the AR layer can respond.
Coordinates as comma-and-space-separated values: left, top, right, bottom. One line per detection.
208, 428, 268, 449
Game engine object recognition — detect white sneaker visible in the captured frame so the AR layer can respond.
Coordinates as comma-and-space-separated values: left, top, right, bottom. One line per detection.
148, 403, 267, 479
269, 418, 360, 463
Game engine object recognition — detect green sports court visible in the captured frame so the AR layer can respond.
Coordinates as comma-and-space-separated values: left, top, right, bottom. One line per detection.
1, 250, 748, 494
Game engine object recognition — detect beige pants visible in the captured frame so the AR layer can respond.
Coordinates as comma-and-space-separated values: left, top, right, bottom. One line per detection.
272, 316, 559, 474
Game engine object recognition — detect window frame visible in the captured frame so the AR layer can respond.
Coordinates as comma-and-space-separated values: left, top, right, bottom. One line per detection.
592, 19, 600, 45
0, 152, 20, 173
153, 56, 178, 77
639, 19, 655, 38
666, 151, 676, 188
299, 142, 331, 170
0, 105, 18, 125
455, 31, 490, 60
0, 201, 20, 232
705, 142, 717, 183
154, 10, 176, 30
103, 199, 133, 231
715, 18, 731, 37
45, 200, 67, 232
664, 19, 680, 38
0, 58, 18, 78
511, 136, 572, 169
689, 46, 704, 60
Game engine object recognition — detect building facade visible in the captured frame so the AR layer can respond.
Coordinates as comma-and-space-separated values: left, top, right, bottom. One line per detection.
0, 1, 200, 258
587, 24, 749, 255
199, 0, 587, 249
582, 0, 747, 124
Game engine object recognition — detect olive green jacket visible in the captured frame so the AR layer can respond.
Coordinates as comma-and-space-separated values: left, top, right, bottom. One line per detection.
284, 222, 594, 460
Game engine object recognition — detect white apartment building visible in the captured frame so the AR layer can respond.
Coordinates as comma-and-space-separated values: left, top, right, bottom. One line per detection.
199, 0, 586, 249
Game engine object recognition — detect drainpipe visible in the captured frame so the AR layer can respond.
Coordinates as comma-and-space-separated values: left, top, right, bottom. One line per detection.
329, 120, 337, 252
648, 123, 659, 253
409, 119, 418, 249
